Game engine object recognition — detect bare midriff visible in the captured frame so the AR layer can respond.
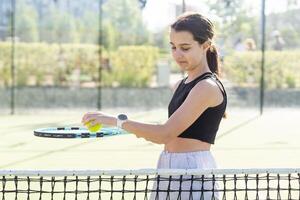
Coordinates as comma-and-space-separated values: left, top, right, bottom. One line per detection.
164, 137, 211, 153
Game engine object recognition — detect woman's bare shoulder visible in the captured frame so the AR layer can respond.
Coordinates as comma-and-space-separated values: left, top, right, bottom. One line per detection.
192, 78, 223, 107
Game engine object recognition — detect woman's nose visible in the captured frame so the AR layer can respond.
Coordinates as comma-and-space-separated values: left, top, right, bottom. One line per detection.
173, 49, 183, 58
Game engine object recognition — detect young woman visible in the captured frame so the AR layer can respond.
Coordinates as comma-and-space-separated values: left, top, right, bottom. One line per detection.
82, 12, 226, 199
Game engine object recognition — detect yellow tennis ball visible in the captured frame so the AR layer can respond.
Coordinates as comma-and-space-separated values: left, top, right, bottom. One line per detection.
84, 121, 102, 132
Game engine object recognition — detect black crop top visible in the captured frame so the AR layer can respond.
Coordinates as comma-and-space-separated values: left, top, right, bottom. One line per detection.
168, 72, 227, 144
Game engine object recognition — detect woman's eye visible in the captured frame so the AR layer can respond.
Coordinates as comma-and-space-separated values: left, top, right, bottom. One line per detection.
171, 47, 189, 51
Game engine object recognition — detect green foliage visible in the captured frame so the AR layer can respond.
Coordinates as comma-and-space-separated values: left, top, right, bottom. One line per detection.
0, 42, 158, 87
14, 0, 39, 42
206, 0, 259, 47
38, 5, 79, 43
3, 0, 151, 48
0, 43, 11, 87
56, 13, 79, 43
267, 9, 300, 49
102, 21, 118, 50
102, 0, 150, 46
76, 11, 98, 44
206, 1, 300, 50
223, 51, 300, 89
103, 46, 159, 87
152, 28, 170, 52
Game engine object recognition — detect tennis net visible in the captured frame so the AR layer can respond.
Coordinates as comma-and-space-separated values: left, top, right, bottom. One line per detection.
0, 168, 299, 200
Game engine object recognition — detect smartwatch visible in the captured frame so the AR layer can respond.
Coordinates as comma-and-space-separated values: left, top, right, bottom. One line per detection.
117, 114, 128, 129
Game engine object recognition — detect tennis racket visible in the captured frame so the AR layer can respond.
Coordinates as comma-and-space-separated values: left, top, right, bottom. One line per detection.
34, 127, 129, 139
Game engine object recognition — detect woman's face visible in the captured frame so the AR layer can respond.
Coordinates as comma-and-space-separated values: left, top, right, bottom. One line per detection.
170, 29, 207, 71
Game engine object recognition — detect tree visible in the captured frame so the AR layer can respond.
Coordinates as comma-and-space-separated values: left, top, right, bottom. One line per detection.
14, 0, 39, 42
39, 4, 79, 43
56, 12, 79, 43
39, 4, 57, 43
103, 0, 150, 46
77, 11, 98, 44
206, 0, 259, 48
267, 8, 300, 49
102, 20, 117, 50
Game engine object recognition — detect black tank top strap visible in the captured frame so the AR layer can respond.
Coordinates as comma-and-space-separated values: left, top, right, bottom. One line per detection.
182, 72, 226, 98
195, 72, 214, 82
183, 72, 214, 84
194, 72, 227, 98
215, 78, 227, 97
180, 77, 186, 85
211, 74, 227, 97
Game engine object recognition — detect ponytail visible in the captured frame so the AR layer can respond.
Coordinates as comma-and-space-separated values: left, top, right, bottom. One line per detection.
206, 45, 220, 77
206, 45, 227, 118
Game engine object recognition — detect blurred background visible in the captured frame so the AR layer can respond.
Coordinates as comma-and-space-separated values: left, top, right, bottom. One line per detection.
0, 0, 299, 170
0, 0, 299, 114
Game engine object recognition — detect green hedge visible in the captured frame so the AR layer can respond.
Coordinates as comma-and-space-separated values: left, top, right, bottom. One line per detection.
223, 51, 300, 89
102, 46, 159, 87
1, 42, 298, 89
0, 43, 12, 87
0, 42, 158, 87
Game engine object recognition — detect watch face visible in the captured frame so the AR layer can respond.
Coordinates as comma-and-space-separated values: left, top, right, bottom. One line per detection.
118, 114, 128, 120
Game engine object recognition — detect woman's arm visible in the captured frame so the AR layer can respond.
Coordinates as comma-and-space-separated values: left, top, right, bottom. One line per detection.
123, 80, 217, 143
82, 80, 218, 144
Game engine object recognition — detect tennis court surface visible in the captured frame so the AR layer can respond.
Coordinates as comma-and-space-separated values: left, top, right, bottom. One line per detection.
0, 108, 299, 199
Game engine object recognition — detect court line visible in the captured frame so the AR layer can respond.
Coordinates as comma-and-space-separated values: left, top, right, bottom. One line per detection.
216, 114, 260, 141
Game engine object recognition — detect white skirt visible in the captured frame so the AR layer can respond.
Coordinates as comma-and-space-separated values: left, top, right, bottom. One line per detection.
150, 150, 219, 200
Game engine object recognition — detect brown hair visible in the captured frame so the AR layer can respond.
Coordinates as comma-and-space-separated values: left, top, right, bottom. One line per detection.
171, 12, 220, 76
171, 12, 227, 118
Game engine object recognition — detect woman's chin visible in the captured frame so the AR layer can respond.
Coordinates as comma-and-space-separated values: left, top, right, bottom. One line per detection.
179, 66, 186, 71
178, 62, 188, 68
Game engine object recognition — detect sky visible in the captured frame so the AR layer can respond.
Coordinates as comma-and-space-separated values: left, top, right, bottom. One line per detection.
142, 0, 208, 32
142, 0, 299, 32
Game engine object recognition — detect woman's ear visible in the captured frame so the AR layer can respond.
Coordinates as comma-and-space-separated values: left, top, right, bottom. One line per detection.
202, 41, 212, 51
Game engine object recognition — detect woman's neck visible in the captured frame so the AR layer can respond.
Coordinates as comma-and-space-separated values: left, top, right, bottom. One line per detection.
186, 64, 211, 82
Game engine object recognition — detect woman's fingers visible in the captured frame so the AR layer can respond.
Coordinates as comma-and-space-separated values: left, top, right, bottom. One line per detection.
82, 113, 95, 122
82, 115, 92, 124
82, 114, 89, 123
82, 112, 103, 124
89, 119, 99, 126
82, 115, 95, 124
